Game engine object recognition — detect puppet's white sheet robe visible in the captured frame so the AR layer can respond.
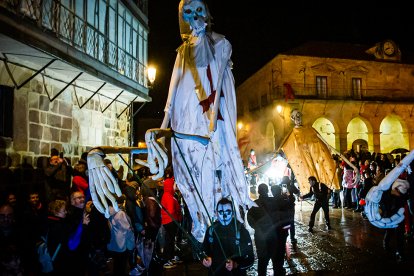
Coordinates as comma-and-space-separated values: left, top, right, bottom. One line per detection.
163, 34, 254, 241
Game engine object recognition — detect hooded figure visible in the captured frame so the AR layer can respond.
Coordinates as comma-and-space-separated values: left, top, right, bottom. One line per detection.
202, 198, 254, 275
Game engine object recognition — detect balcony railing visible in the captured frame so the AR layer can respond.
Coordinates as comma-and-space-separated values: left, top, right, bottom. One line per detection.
2, 0, 148, 88
270, 83, 414, 102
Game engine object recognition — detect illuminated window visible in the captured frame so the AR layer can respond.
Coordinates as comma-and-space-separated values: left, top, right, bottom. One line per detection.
316, 76, 327, 97
352, 78, 362, 99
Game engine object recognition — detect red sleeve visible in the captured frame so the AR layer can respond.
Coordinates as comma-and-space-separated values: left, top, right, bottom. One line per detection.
73, 176, 88, 191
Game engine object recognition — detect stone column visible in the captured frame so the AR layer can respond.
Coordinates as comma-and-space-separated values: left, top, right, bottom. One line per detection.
372, 132, 381, 153
336, 132, 348, 153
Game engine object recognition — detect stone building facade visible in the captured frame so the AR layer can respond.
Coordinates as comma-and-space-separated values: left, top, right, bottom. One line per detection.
236, 41, 414, 162
0, 70, 130, 168
0, 0, 151, 171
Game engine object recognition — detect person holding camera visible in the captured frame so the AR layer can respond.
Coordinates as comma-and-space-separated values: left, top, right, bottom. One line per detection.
300, 176, 331, 233
44, 148, 72, 203
280, 176, 300, 244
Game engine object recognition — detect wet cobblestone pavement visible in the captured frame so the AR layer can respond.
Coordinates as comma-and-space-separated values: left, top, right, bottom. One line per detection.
245, 203, 414, 275
164, 203, 414, 275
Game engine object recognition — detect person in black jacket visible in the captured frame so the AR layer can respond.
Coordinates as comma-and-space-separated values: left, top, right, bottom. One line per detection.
271, 184, 294, 276
280, 176, 300, 244
359, 169, 374, 219
84, 200, 111, 276
247, 184, 278, 276
300, 176, 331, 232
380, 179, 410, 262
202, 198, 254, 276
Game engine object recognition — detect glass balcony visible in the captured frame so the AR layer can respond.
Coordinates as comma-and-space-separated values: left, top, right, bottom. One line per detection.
1, 0, 150, 90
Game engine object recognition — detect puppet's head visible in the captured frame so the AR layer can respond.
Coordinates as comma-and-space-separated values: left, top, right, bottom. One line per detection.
216, 198, 233, 226
179, 0, 211, 41
290, 109, 303, 127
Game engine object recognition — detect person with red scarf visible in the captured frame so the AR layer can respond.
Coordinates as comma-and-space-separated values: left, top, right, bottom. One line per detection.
161, 167, 182, 268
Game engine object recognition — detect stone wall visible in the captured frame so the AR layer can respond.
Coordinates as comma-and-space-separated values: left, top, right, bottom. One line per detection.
0, 66, 130, 169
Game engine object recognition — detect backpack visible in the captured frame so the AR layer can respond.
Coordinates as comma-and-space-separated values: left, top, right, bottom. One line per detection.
37, 233, 61, 273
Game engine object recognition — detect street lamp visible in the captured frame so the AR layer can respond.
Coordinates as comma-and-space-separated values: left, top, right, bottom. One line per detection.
147, 66, 156, 88
276, 104, 285, 120
276, 105, 283, 115
130, 65, 157, 147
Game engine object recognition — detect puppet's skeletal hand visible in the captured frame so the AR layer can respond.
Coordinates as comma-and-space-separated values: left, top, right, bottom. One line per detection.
135, 128, 170, 180
87, 148, 122, 218
365, 185, 404, 228
365, 149, 414, 228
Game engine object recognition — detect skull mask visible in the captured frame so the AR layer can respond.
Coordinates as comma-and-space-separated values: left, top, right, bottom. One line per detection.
290, 109, 303, 127
217, 202, 233, 226
179, 0, 210, 40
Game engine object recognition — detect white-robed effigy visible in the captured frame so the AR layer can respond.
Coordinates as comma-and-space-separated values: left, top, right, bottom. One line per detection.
86, 0, 255, 243
158, 0, 255, 242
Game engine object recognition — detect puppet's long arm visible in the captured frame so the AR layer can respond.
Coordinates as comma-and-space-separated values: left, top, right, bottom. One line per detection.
365, 150, 414, 228
316, 133, 360, 185
161, 55, 183, 129
135, 129, 210, 180
138, 55, 182, 179
209, 45, 232, 133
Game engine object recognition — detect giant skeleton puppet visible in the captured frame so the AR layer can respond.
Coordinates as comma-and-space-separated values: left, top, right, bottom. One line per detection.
280, 109, 346, 192
87, 0, 255, 242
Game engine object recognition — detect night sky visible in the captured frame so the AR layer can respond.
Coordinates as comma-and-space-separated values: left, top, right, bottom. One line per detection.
139, 0, 413, 119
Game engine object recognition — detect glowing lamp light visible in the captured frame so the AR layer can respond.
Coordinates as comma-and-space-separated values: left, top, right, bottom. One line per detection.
147, 66, 156, 85
276, 105, 283, 114
265, 155, 288, 183
238, 122, 243, 130
137, 141, 146, 148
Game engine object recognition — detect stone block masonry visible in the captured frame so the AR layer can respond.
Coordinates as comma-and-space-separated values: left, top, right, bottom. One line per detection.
1, 68, 130, 169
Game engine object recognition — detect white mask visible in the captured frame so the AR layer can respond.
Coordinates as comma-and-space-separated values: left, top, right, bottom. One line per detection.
217, 203, 233, 226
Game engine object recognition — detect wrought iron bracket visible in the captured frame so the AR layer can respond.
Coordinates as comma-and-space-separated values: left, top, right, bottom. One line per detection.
1, 54, 56, 90
73, 82, 106, 109
101, 90, 124, 113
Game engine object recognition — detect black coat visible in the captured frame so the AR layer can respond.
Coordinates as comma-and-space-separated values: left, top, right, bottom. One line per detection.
247, 196, 277, 239
302, 182, 330, 203
380, 189, 408, 219
202, 219, 254, 276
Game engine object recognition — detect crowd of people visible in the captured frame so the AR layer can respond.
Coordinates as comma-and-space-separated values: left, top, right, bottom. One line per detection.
0, 148, 191, 275
1, 147, 414, 275
335, 150, 414, 261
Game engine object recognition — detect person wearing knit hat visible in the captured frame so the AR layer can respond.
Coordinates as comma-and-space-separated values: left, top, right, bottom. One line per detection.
257, 183, 269, 197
